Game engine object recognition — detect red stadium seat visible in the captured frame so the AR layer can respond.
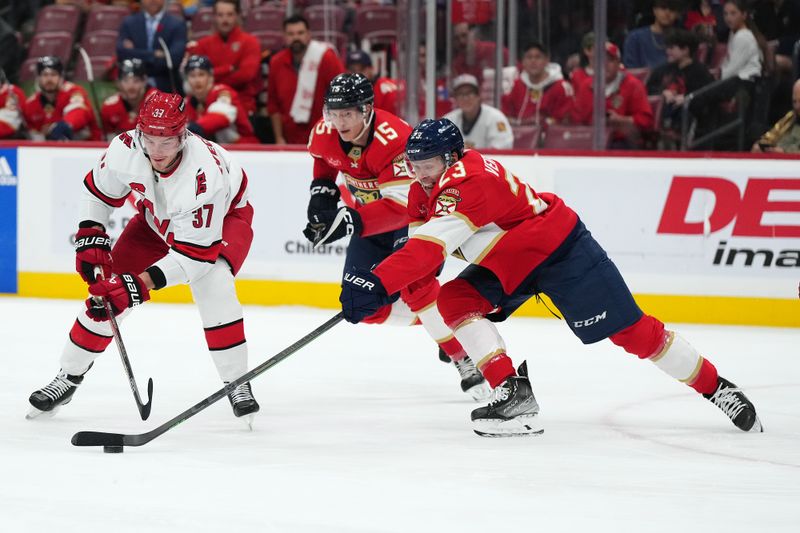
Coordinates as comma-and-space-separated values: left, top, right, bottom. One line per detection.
318, 31, 351, 59
34, 5, 82, 35
252, 30, 285, 55
542, 125, 609, 150
647, 95, 664, 128
19, 58, 40, 82
190, 7, 215, 40
360, 30, 397, 51
166, 2, 185, 20
305, 5, 346, 33
73, 55, 115, 82
511, 125, 542, 150
80, 31, 119, 59
26, 32, 75, 65
355, 6, 397, 36
84, 5, 130, 35
244, 5, 286, 33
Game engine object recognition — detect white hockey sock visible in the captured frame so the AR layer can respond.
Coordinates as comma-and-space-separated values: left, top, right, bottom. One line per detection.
416, 302, 465, 359
648, 331, 704, 383
380, 298, 418, 326
453, 316, 507, 367
60, 307, 131, 375
209, 343, 249, 383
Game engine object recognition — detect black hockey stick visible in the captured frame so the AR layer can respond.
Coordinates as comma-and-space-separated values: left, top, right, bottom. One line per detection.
71, 312, 344, 449
95, 267, 154, 420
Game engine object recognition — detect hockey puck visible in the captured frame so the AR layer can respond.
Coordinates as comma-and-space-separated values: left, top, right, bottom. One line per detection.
103, 445, 124, 454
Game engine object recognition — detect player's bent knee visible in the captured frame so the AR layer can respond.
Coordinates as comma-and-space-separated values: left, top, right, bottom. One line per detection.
400, 274, 440, 313
609, 314, 667, 359
360, 304, 392, 325
438, 279, 494, 330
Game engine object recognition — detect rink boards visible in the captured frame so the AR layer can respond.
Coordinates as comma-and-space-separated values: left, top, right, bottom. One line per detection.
1, 143, 798, 327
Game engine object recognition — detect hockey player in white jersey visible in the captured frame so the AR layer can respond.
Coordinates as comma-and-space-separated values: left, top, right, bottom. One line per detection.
28, 91, 260, 423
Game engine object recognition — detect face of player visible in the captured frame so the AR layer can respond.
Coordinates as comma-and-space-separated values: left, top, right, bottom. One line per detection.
141, 133, 182, 173
406, 155, 447, 192
453, 86, 481, 116
187, 70, 213, 100
327, 107, 368, 142
723, 2, 746, 31
119, 76, 147, 103
285, 22, 311, 55
38, 69, 62, 93
214, 2, 238, 36
522, 48, 548, 79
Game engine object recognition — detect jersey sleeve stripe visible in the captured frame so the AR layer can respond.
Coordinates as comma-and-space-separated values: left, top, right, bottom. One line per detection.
171, 239, 222, 263
84, 170, 127, 208
229, 169, 249, 212
450, 210, 479, 232
409, 234, 447, 259
379, 178, 414, 189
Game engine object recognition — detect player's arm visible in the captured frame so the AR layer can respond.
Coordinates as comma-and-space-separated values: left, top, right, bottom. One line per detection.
224, 37, 261, 87
353, 162, 411, 236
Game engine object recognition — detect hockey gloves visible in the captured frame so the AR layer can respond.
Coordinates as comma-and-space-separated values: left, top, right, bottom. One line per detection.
75, 227, 113, 284
85, 273, 150, 321
307, 178, 340, 220
340, 267, 390, 323
47, 121, 74, 141
304, 206, 363, 248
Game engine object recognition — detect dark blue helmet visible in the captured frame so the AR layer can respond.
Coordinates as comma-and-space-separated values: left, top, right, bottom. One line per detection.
324, 73, 374, 111
405, 118, 464, 165
119, 58, 146, 79
36, 56, 64, 76
184, 55, 213, 75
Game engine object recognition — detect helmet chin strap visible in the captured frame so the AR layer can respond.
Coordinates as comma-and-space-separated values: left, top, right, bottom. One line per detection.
350, 106, 374, 144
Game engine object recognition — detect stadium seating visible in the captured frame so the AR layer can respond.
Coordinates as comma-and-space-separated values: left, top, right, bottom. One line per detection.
34, 5, 82, 35
72, 55, 114, 82
244, 5, 286, 33
252, 30, 285, 55
84, 5, 130, 35
542, 125, 609, 150
190, 7, 215, 40
511, 125, 542, 150
355, 6, 397, 37
305, 5, 346, 34
80, 31, 119, 60
26, 32, 75, 66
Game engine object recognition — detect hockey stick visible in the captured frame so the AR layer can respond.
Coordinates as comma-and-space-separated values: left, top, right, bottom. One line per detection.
71, 312, 344, 449
157, 37, 178, 94
95, 267, 154, 420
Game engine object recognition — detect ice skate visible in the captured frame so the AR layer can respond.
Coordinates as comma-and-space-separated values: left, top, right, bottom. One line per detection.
227, 381, 259, 429
703, 376, 763, 432
437, 347, 451, 364
453, 356, 491, 402
471, 361, 543, 437
27, 368, 88, 419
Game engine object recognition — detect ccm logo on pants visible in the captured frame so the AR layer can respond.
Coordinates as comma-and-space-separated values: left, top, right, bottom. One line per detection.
574, 311, 607, 328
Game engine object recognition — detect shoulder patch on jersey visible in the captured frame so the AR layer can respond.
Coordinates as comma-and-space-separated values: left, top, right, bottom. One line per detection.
434, 188, 462, 216
195, 169, 207, 197
391, 154, 409, 177
497, 121, 507, 132
104, 94, 121, 105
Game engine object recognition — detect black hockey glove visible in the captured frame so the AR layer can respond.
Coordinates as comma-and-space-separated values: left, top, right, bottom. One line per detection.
307, 179, 340, 221
340, 267, 390, 323
303, 206, 362, 248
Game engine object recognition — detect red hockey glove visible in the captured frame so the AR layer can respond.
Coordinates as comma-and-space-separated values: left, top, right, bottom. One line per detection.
85, 273, 150, 321
75, 227, 113, 284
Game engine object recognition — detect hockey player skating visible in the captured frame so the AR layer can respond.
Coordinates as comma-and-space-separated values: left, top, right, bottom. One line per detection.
339, 118, 763, 437
303, 73, 489, 400
28, 91, 260, 425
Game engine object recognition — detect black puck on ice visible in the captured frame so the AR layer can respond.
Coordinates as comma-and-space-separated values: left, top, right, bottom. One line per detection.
103, 445, 124, 454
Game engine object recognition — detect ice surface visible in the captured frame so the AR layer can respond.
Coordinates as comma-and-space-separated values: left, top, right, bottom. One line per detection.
1, 298, 798, 532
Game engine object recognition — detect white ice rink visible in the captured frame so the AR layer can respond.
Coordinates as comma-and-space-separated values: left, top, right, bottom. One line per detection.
1, 297, 798, 532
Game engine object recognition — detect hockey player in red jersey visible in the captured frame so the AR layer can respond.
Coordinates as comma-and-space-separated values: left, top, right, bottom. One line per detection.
304, 73, 489, 400
183, 55, 259, 144
0, 67, 25, 139
339, 118, 763, 437
100, 59, 157, 139
23, 56, 101, 141
28, 91, 260, 425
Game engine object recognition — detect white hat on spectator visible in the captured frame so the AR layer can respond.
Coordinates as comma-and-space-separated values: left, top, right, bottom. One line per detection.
452, 74, 480, 91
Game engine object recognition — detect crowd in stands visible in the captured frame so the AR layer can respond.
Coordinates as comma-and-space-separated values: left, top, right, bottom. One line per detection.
0, 0, 798, 153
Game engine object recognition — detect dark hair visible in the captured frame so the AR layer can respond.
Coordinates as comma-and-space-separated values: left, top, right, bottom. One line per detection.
214, 0, 240, 13
665, 28, 698, 56
653, 0, 682, 11
723, 0, 771, 76
283, 14, 309, 30
521, 41, 549, 58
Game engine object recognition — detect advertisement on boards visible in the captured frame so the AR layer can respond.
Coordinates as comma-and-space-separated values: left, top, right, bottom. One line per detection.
0, 147, 17, 292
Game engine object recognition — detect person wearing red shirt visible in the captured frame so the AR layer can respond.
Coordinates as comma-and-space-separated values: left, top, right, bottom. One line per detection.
451, 22, 509, 81
23, 56, 101, 141
100, 58, 157, 139
183, 55, 259, 144
572, 43, 654, 148
345, 50, 399, 116
187, 0, 261, 115
0, 68, 25, 139
338, 118, 763, 437
501, 42, 575, 125
569, 32, 596, 91
268, 15, 345, 145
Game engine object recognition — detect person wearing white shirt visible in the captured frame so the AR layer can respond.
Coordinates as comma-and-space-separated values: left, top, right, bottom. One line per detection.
443, 74, 514, 150
720, 0, 763, 82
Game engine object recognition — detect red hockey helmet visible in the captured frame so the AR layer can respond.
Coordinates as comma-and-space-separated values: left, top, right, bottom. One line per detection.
136, 91, 187, 137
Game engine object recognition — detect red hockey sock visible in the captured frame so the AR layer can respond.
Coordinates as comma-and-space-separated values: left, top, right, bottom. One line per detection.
479, 353, 516, 388
689, 358, 719, 395
439, 336, 466, 362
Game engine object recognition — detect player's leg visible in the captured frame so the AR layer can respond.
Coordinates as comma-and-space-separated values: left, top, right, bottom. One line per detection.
192, 205, 259, 423
28, 215, 166, 417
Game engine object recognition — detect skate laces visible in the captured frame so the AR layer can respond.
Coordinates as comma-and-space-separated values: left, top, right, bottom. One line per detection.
454, 357, 479, 379
228, 383, 254, 405
488, 382, 511, 406
39, 372, 75, 401
708, 384, 746, 420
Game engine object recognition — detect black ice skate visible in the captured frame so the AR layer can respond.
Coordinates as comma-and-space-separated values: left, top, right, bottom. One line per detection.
27, 369, 88, 419
703, 376, 763, 432
471, 361, 543, 437
226, 381, 260, 429
437, 347, 451, 363
454, 356, 491, 402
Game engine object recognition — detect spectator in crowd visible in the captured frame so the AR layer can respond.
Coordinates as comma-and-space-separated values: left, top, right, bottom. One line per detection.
268, 15, 344, 145
623, 0, 681, 68
685, 0, 720, 41
117, 0, 187, 93
569, 32, 596, 89
646, 30, 714, 135
184, 54, 259, 144
752, 79, 800, 153
573, 43, 654, 148
100, 58, 157, 139
451, 22, 509, 81
444, 74, 514, 149
417, 43, 453, 118
501, 42, 575, 126
187, 0, 261, 115
0, 67, 25, 139
0, 14, 22, 85
23, 56, 101, 141
345, 50, 399, 115
720, 0, 765, 84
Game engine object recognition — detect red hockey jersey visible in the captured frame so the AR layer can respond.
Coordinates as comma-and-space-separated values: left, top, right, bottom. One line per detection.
307, 109, 413, 236
100, 87, 157, 139
0, 83, 25, 139
373, 150, 578, 295
186, 83, 258, 144
23, 82, 101, 141
501, 75, 574, 125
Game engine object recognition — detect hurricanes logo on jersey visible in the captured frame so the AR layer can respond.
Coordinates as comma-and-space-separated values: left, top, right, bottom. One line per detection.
434, 189, 461, 216
195, 170, 207, 197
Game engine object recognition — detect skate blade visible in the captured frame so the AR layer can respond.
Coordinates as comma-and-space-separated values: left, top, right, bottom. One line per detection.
239, 413, 256, 431
473, 414, 544, 438
749, 416, 764, 433
465, 382, 492, 403
25, 406, 59, 420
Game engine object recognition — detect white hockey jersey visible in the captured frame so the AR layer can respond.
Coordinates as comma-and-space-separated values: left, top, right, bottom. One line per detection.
80, 130, 249, 286
443, 104, 514, 150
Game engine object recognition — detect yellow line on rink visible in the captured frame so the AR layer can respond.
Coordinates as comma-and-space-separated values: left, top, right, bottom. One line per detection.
13, 272, 800, 328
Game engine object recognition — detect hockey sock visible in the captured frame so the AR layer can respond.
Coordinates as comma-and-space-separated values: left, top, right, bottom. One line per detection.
205, 318, 248, 382
453, 316, 515, 388
649, 331, 718, 395
60, 308, 130, 375
415, 302, 467, 362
